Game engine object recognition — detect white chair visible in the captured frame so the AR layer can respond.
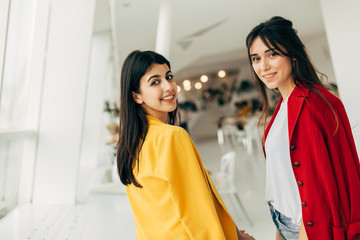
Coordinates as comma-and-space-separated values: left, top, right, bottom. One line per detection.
217, 116, 253, 154
235, 129, 253, 154
244, 116, 263, 155
213, 151, 253, 226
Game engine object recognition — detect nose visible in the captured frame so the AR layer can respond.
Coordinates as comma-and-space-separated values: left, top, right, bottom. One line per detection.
260, 59, 270, 71
162, 78, 173, 91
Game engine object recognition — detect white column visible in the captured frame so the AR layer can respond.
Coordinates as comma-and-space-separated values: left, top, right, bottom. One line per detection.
0, 0, 10, 94
109, 0, 120, 87
319, 0, 360, 151
32, 0, 96, 204
155, 0, 172, 59
79, 32, 111, 169
76, 32, 112, 202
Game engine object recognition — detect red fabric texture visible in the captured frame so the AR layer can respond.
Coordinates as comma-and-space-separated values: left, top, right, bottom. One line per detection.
264, 84, 360, 240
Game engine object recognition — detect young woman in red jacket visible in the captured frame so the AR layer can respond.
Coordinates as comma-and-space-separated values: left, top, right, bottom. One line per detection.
246, 16, 360, 240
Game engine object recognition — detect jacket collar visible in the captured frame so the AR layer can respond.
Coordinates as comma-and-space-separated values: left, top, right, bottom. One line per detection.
291, 84, 310, 98
287, 84, 309, 141
264, 84, 309, 145
146, 114, 166, 125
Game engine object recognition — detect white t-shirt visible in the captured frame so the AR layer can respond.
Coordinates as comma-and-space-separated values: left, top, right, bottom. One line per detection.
264, 97, 302, 225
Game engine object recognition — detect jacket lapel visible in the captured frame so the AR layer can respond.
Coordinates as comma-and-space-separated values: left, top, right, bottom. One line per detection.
287, 85, 309, 142
264, 85, 310, 151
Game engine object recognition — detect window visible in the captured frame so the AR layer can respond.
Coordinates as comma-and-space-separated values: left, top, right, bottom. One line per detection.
0, 0, 38, 218
0, 0, 34, 129
0, 139, 24, 218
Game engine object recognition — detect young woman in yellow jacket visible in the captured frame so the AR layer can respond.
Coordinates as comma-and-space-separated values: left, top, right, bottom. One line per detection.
116, 50, 254, 240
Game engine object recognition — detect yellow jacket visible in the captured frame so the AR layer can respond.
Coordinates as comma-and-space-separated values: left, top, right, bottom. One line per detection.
126, 115, 237, 240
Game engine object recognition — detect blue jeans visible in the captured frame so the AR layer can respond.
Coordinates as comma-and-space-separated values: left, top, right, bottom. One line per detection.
268, 203, 300, 240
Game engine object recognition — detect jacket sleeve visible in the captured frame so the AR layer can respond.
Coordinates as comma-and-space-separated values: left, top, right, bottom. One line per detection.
329, 101, 360, 239
157, 127, 236, 240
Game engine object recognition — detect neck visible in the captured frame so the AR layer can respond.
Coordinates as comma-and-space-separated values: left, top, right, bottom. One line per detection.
151, 113, 168, 123
279, 82, 296, 100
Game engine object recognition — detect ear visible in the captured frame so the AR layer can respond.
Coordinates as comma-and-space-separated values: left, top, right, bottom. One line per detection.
132, 91, 143, 104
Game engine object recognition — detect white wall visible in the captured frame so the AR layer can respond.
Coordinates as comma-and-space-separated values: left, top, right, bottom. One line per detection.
304, 34, 336, 84
32, 0, 96, 204
319, 0, 360, 151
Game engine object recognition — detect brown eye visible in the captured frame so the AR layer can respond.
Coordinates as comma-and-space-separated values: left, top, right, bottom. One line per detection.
151, 79, 160, 86
166, 75, 174, 81
252, 57, 260, 62
269, 52, 278, 57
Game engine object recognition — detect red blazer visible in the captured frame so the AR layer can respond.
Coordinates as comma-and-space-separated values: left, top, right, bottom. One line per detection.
264, 84, 360, 240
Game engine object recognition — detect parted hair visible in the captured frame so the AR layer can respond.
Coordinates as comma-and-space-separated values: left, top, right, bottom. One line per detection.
116, 50, 179, 187
245, 16, 337, 138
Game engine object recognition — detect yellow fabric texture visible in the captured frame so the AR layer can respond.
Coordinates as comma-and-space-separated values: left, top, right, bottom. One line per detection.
126, 115, 237, 240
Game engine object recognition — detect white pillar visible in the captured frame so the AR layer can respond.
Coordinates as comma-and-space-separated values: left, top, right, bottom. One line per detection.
319, 0, 360, 151
79, 32, 111, 169
109, 0, 120, 87
0, 0, 10, 96
76, 32, 112, 202
32, 0, 96, 204
155, 0, 172, 59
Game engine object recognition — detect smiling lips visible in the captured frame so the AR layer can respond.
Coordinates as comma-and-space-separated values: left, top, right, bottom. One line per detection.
161, 94, 175, 102
263, 73, 276, 80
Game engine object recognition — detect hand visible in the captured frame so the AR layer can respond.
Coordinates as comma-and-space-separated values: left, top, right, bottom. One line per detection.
237, 229, 255, 240
298, 219, 308, 240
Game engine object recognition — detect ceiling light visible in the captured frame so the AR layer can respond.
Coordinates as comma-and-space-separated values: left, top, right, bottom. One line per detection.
218, 70, 226, 78
200, 75, 208, 83
195, 82, 202, 89
183, 80, 191, 87
184, 85, 191, 91
177, 85, 181, 93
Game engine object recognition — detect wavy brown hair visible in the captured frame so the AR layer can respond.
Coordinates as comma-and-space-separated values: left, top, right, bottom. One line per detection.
117, 50, 179, 187
245, 16, 338, 141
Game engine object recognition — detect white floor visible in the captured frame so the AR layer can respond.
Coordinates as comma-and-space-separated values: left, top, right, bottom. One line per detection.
195, 137, 274, 240
0, 137, 275, 240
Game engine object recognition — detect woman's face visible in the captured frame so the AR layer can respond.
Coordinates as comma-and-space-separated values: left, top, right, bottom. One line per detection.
133, 63, 177, 122
249, 36, 295, 98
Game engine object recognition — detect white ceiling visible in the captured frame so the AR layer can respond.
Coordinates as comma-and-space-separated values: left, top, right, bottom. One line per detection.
94, 0, 326, 77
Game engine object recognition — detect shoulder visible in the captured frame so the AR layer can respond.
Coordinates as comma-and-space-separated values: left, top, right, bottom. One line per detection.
150, 123, 189, 136
293, 84, 341, 111
301, 85, 348, 128
312, 84, 342, 106
148, 123, 191, 142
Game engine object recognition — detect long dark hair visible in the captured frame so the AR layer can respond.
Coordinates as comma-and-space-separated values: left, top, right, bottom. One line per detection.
245, 16, 338, 139
116, 50, 179, 187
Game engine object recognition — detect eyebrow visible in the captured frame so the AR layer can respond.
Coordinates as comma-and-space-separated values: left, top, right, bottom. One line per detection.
249, 48, 275, 57
147, 70, 172, 82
